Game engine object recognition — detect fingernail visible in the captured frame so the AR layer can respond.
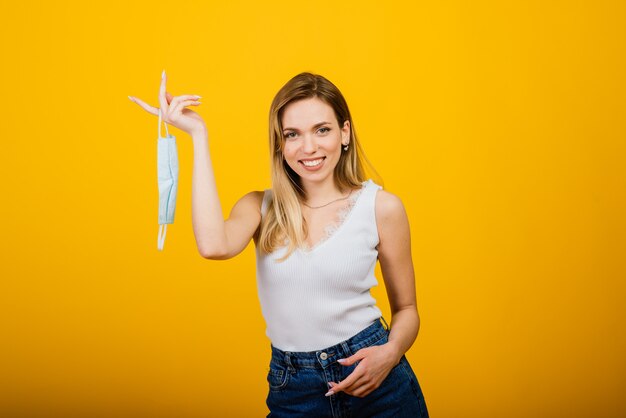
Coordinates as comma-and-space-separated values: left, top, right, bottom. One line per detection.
337, 359, 346, 363
325, 390, 334, 397
128, 96, 134, 101
162, 69, 166, 79
327, 382, 334, 388
194, 95, 202, 99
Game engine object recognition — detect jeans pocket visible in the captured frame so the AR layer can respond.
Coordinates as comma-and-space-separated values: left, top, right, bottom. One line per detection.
267, 363, 291, 391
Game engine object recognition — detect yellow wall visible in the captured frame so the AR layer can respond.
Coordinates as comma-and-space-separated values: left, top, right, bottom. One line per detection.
1, 0, 624, 416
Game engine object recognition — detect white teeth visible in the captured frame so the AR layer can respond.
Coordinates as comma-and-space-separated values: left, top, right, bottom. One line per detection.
302, 158, 323, 167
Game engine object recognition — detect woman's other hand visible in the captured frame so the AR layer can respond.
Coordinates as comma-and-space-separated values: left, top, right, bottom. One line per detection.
128, 70, 206, 137
326, 343, 401, 398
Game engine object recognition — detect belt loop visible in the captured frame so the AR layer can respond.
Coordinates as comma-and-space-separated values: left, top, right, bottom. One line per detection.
380, 316, 390, 332
284, 351, 295, 372
341, 341, 351, 358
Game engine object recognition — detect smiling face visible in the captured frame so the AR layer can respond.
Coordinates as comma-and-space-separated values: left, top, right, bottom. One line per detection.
281, 97, 350, 188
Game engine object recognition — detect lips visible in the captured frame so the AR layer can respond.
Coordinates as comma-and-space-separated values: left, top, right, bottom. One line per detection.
298, 157, 326, 167
298, 156, 326, 170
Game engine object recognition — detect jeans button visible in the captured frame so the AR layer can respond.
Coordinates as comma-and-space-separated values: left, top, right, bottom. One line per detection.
320, 352, 328, 360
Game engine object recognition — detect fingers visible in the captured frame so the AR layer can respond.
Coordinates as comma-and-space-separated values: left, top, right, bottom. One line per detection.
328, 374, 377, 398
330, 380, 374, 397
158, 70, 168, 114
330, 373, 367, 395
169, 95, 202, 115
169, 94, 202, 108
128, 95, 159, 116
129, 69, 202, 124
325, 350, 367, 396
337, 349, 367, 366
325, 368, 361, 396
339, 374, 369, 394
349, 382, 376, 398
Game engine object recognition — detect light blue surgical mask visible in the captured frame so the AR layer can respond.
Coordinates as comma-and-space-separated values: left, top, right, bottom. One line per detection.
157, 108, 179, 250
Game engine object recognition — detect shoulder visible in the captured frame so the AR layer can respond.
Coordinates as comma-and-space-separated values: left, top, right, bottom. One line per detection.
239, 190, 265, 203
231, 190, 265, 215
242, 190, 266, 202
374, 189, 407, 221
373, 189, 411, 250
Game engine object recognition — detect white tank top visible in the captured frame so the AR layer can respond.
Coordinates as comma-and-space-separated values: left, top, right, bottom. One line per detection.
255, 179, 383, 351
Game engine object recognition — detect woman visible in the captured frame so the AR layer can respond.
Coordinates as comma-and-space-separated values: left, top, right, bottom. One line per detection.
129, 71, 429, 417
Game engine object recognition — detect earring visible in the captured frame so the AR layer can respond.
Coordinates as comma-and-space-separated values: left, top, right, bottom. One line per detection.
343, 143, 349, 151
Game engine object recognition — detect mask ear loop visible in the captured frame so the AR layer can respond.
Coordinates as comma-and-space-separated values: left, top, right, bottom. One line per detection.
158, 107, 171, 138
157, 108, 170, 251
158, 224, 167, 250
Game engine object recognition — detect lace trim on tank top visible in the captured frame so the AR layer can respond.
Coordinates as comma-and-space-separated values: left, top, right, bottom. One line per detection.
301, 185, 366, 252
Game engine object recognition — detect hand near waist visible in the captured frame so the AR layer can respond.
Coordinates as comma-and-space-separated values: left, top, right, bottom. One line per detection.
326, 342, 401, 398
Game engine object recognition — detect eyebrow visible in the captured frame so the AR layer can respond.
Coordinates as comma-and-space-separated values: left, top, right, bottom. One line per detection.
283, 121, 332, 132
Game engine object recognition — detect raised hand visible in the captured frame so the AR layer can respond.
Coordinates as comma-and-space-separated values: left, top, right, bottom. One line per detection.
128, 70, 206, 136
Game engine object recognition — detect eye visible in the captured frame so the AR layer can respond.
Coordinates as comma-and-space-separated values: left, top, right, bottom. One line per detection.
284, 132, 297, 139
318, 127, 330, 134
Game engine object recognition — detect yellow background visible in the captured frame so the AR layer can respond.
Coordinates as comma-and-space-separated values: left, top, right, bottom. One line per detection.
1, 0, 625, 416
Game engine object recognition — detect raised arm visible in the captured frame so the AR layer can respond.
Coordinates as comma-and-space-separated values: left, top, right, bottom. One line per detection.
129, 70, 263, 260
190, 128, 263, 259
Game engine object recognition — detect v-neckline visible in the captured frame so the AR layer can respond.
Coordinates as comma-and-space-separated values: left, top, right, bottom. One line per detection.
299, 181, 369, 254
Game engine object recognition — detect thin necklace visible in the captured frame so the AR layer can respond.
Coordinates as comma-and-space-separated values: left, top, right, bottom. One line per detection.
302, 189, 354, 209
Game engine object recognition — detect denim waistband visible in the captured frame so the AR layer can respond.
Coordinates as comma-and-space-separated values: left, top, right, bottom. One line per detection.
270, 317, 390, 370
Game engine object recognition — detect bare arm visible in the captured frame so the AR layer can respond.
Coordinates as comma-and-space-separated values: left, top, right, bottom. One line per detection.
129, 71, 262, 259
323, 189, 421, 398
191, 128, 263, 259
375, 190, 420, 364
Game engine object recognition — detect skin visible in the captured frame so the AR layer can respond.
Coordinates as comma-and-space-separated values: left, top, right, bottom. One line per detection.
281, 97, 351, 206
129, 71, 421, 398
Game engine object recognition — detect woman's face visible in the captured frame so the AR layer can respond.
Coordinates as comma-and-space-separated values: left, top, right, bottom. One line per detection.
281, 97, 350, 187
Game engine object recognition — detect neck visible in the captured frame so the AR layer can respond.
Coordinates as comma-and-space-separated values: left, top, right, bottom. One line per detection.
301, 177, 344, 206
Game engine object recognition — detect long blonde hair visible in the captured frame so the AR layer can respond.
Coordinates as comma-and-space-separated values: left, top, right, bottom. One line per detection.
258, 72, 381, 259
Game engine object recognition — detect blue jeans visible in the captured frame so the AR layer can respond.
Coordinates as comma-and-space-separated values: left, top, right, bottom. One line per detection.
266, 318, 429, 417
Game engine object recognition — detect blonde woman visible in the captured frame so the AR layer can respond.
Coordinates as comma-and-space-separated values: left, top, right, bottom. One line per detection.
129, 72, 429, 417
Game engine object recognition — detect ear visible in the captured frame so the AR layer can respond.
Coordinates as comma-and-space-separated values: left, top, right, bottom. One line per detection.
341, 120, 351, 145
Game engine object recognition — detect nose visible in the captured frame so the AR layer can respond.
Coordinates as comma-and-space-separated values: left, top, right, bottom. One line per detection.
302, 133, 318, 154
